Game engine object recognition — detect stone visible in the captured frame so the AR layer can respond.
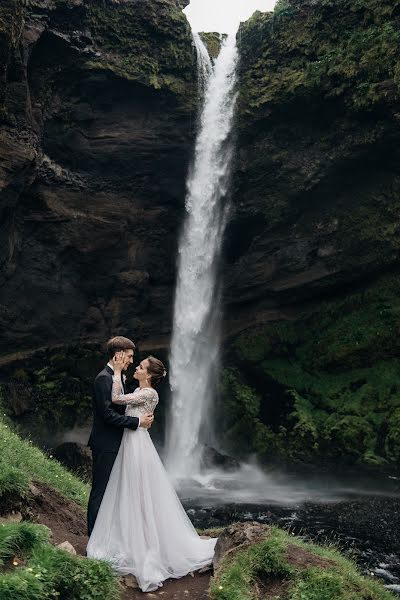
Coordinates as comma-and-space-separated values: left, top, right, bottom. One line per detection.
56, 541, 77, 555
213, 522, 270, 571
198, 564, 212, 574
121, 574, 139, 589
29, 483, 42, 497
53, 443, 92, 478
201, 446, 240, 472
0, 512, 22, 524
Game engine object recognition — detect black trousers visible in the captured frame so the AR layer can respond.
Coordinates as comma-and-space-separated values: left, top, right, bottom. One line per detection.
87, 449, 118, 536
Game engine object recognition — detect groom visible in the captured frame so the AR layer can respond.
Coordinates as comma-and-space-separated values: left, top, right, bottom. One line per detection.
87, 336, 154, 535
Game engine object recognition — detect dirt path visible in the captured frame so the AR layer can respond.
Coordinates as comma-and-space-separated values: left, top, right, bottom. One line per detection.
28, 481, 211, 599
121, 572, 210, 600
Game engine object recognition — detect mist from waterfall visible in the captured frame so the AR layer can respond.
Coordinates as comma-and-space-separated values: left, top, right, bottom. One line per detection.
165, 32, 238, 480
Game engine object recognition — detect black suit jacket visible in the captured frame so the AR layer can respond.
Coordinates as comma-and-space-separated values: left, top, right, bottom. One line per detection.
88, 365, 139, 452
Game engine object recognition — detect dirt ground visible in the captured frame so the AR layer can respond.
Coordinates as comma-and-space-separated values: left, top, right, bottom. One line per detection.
120, 571, 210, 600
28, 481, 88, 555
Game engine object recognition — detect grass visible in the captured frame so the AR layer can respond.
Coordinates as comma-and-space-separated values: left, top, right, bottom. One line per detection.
0, 420, 119, 600
0, 466, 29, 500
0, 522, 49, 566
211, 527, 397, 600
0, 523, 119, 600
222, 273, 400, 466
0, 420, 89, 508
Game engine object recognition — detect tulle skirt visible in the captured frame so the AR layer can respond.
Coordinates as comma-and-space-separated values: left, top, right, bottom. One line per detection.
87, 428, 217, 592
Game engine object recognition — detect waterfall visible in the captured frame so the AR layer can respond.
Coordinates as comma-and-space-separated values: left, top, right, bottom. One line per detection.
192, 32, 212, 92
166, 32, 239, 480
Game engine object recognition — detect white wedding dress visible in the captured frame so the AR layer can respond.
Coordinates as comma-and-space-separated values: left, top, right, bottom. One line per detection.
86, 380, 217, 592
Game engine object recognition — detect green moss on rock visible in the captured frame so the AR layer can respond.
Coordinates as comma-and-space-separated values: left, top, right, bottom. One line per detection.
199, 32, 225, 60
222, 273, 400, 466
234, 0, 400, 243
238, 0, 400, 115
84, 0, 196, 106
0, 345, 104, 446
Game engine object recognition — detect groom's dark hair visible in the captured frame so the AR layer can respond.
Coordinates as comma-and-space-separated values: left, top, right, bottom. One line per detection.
106, 336, 136, 359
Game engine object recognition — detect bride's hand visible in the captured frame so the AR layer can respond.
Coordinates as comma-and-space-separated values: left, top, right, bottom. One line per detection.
112, 351, 124, 374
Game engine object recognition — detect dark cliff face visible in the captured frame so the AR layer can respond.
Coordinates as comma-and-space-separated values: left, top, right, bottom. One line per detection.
225, 0, 400, 320
0, 0, 196, 358
220, 0, 400, 467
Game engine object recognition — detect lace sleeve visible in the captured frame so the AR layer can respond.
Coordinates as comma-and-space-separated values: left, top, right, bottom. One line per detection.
133, 387, 159, 412
111, 378, 158, 408
111, 377, 132, 405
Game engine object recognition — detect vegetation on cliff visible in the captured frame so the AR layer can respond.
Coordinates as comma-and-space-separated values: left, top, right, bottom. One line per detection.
199, 32, 225, 60
211, 526, 396, 600
0, 0, 196, 105
221, 273, 400, 466
85, 0, 196, 104
234, 0, 400, 232
240, 0, 400, 115
0, 345, 104, 447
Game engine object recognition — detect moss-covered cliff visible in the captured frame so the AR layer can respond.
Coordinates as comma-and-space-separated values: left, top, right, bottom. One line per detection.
228, 0, 400, 296
221, 273, 400, 466
85, 0, 194, 96
221, 0, 400, 467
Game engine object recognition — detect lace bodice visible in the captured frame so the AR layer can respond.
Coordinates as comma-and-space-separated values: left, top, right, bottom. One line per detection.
112, 378, 158, 420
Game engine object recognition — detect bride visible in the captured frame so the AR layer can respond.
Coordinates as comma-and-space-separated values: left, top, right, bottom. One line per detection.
86, 352, 217, 592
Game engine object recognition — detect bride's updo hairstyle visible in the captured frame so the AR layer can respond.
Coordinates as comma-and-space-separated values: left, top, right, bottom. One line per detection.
146, 356, 166, 388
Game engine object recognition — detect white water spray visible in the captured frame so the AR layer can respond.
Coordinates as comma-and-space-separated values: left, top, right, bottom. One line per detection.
192, 32, 212, 91
166, 33, 239, 479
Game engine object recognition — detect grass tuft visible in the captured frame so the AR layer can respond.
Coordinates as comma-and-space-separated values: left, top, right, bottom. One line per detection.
0, 421, 89, 507
0, 466, 29, 499
0, 523, 119, 600
211, 527, 396, 600
0, 522, 49, 565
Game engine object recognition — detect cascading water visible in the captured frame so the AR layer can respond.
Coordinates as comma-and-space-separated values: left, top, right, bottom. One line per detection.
165, 32, 239, 480
192, 31, 212, 91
